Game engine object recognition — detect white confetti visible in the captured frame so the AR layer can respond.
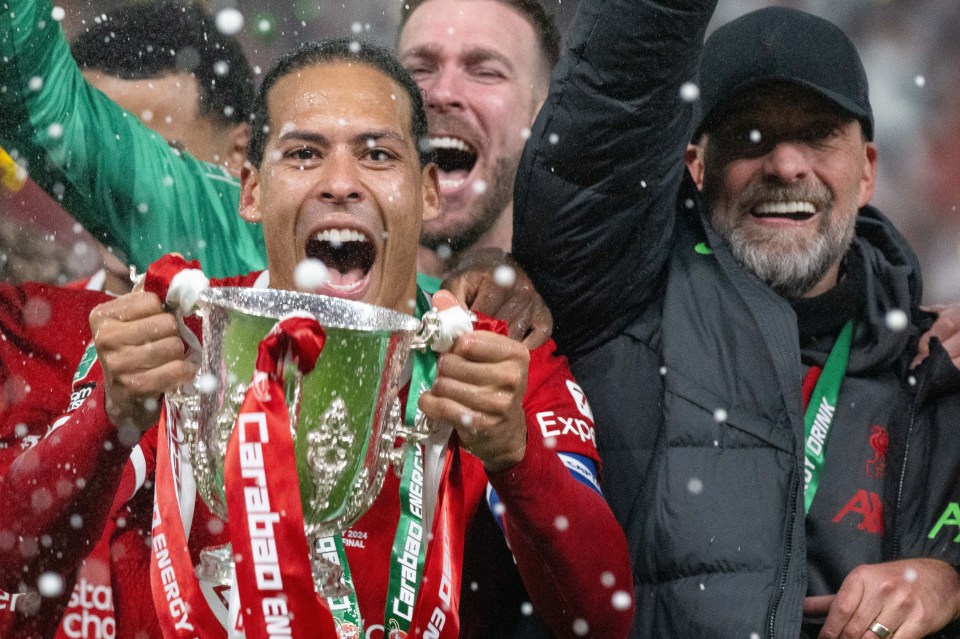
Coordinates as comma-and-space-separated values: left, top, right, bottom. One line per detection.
600, 571, 616, 588
915, 75, 926, 88
493, 265, 516, 288
572, 619, 589, 636
611, 590, 632, 611
687, 477, 703, 494
904, 567, 918, 583
29, 76, 44, 92
749, 129, 762, 143
215, 8, 244, 35
554, 515, 569, 531
294, 259, 329, 291
37, 572, 64, 598
47, 123, 63, 139
679, 81, 700, 102
713, 408, 728, 423
548, 133, 560, 145
51, 6, 66, 21
472, 179, 488, 194
196, 373, 218, 395
520, 602, 533, 616
885, 308, 908, 332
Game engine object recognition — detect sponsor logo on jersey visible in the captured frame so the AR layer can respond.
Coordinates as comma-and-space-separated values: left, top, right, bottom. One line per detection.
72, 343, 98, 385
565, 380, 594, 422
536, 411, 596, 445
929, 502, 960, 542
69, 382, 97, 413
866, 424, 888, 479
832, 489, 884, 535
61, 577, 116, 639
0, 590, 25, 612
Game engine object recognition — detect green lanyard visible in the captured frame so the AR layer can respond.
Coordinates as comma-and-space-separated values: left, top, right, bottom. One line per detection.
323, 287, 437, 635
803, 320, 854, 514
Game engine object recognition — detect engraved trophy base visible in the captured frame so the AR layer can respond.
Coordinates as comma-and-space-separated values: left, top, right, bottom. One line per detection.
195, 542, 351, 600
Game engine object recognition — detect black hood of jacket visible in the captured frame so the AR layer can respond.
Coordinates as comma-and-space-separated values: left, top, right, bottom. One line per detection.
794, 206, 926, 376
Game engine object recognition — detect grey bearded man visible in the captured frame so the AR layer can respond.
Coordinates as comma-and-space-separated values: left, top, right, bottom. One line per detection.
514, 0, 960, 638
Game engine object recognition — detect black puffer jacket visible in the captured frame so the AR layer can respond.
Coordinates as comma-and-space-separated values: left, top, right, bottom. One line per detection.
513, 0, 960, 637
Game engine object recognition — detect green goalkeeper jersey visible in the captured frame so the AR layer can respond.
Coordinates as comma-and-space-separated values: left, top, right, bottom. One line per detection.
0, 0, 266, 278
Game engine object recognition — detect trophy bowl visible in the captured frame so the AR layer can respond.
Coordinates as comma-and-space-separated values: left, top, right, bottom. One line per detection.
183, 287, 421, 537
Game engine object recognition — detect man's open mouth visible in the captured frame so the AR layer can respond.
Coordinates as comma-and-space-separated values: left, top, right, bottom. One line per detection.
751, 200, 817, 221
430, 136, 478, 190
305, 228, 376, 293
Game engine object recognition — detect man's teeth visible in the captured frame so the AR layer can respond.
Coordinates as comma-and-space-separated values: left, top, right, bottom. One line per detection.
312, 228, 368, 244
439, 177, 466, 190
754, 201, 817, 215
429, 136, 473, 152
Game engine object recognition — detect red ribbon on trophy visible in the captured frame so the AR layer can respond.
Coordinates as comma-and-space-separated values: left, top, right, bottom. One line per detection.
146, 255, 226, 639
223, 315, 337, 639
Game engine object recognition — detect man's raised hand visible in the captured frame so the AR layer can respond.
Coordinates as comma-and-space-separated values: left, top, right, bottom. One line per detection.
89, 292, 194, 432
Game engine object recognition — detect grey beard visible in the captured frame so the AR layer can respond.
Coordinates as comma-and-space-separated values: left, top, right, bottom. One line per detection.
724, 220, 855, 298
420, 155, 515, 255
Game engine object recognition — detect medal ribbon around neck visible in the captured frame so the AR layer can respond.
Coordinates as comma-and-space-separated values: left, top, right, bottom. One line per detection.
321, 287, 465, 639
803, 320, 855, 514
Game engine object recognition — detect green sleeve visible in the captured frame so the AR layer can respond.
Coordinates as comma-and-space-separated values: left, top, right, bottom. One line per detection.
415, 273, 442, 295
0, 0, 265, 278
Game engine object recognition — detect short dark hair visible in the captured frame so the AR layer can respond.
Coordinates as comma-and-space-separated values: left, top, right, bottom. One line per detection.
71, 1, 254, 128
247, 38, 432, 168
399, 0, 560, 72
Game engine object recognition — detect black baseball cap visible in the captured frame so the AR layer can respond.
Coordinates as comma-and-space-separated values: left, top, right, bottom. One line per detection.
696, 7, 874, 141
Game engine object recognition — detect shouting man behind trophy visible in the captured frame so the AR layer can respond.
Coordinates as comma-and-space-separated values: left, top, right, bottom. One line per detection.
0, 40, 633, 639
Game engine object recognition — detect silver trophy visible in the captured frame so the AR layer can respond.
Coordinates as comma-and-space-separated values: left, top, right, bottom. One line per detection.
170, 287, 441, 598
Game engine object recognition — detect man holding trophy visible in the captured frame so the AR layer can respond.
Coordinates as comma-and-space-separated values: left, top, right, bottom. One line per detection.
0, 39, 633, 639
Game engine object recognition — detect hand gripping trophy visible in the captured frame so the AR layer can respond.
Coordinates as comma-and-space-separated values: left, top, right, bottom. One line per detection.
144, 255, 471, 639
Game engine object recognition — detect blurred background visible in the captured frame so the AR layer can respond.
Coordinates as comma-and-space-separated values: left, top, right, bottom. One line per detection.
4, 0, 960, 302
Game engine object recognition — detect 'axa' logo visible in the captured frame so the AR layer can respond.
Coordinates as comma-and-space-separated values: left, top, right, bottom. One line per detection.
866, 424, 888, 479
929, 502, 960, 542
832, 489, 884, 535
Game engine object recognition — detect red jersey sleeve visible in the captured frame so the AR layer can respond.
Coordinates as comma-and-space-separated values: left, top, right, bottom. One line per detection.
482, 338, 633, 638
0, 350, 143, 592
522, 339, 600, 463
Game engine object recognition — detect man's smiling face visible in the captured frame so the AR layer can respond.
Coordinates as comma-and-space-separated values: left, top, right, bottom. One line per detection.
240, 61, 440, 314
688, 83, 877, 298
398, 0, 548, 254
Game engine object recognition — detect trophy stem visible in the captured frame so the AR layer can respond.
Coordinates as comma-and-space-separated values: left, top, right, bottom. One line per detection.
196, 543, 235, 587
196, 540, 352, 601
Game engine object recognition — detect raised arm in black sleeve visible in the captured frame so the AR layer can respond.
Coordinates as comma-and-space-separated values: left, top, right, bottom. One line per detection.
513, 0, 718, 357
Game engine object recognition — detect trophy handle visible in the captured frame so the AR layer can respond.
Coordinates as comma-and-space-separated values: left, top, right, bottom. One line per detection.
410, 307, 442, 351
